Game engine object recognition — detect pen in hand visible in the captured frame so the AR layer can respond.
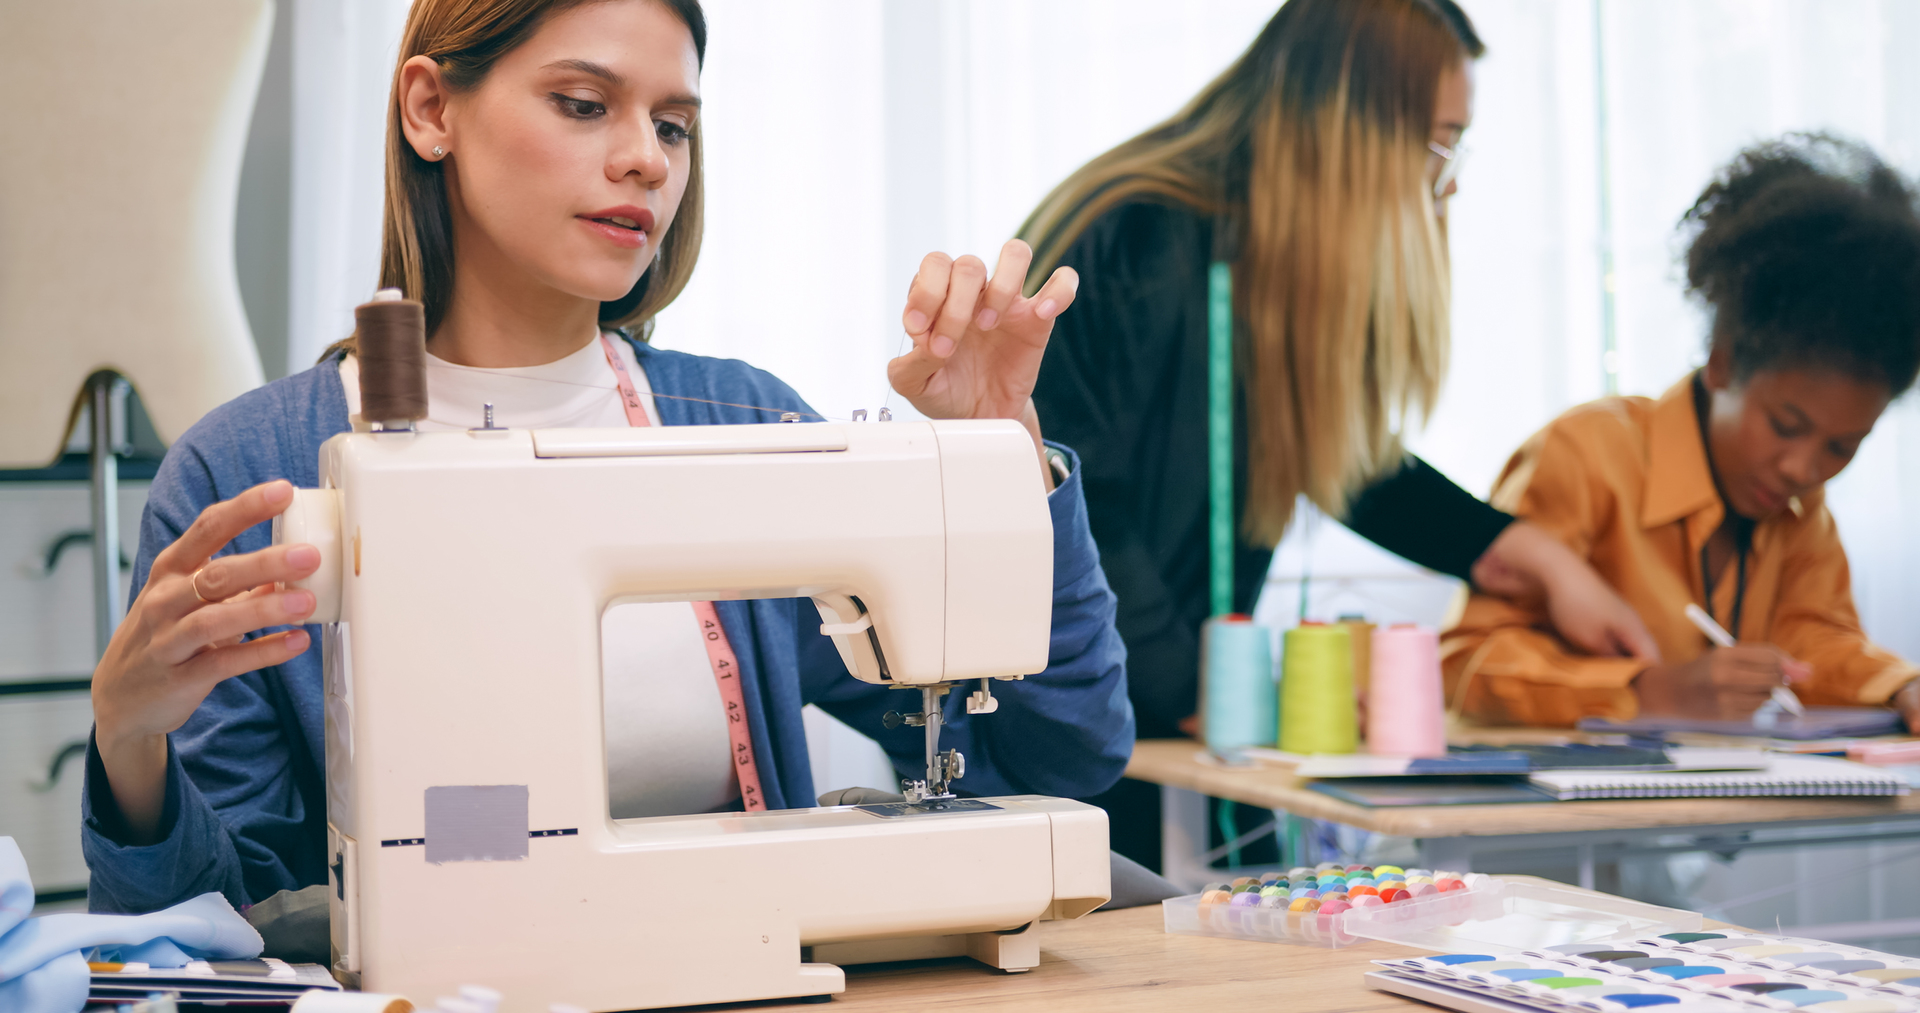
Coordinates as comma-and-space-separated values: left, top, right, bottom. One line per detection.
1683, 602, 1807, 717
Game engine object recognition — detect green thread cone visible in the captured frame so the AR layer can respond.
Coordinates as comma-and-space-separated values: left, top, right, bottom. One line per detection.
1280, 625, 1358, 754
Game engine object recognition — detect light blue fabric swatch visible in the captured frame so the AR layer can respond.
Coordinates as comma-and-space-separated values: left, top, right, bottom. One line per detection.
0, 837, 263, 1013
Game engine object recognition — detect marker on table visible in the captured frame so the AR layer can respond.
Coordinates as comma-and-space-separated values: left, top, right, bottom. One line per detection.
1684, 602, 1807, 717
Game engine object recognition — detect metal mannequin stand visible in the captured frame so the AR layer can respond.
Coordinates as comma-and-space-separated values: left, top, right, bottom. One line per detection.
86, 370, 127, 658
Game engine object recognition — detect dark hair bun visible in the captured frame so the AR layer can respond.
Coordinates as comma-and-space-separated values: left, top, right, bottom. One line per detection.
1683, 133, 1920, 395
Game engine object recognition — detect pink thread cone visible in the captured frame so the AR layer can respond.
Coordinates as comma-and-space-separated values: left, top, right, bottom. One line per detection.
1366, 624, 1445, 757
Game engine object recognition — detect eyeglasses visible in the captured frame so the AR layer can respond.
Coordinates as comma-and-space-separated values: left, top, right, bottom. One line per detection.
1428, 139, 1469, 199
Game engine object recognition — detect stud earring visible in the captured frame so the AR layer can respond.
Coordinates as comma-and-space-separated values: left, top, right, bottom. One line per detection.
431, 146, 446, 158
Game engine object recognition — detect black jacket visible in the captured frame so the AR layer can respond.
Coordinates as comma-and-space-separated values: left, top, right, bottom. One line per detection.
1032, 200, 1513, 737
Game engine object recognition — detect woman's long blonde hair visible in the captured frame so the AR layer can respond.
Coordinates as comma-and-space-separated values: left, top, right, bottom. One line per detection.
1020, 0, 1480, 547
326, 0, 707, 359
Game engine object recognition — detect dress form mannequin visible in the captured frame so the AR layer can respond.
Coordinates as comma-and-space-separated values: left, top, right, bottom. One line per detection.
0, 0, 272, 649
0, 0, 271, 467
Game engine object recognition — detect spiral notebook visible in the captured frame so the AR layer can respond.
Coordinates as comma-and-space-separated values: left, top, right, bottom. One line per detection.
1527, 752, 1908, 800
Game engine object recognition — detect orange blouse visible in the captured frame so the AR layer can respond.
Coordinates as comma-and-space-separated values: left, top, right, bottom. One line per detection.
1440, 374, 1917, 727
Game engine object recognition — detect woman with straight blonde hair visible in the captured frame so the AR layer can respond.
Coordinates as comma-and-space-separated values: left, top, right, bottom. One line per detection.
81, 0, 1133, 917
1023, 0, 1655, 828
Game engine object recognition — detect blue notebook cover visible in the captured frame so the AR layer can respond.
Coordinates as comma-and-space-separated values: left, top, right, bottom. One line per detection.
1308, 777, 1558, 807
1296, 753, 1534, 777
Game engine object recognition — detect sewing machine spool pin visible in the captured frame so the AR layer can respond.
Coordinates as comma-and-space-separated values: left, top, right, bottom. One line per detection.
468, 402, 508, 437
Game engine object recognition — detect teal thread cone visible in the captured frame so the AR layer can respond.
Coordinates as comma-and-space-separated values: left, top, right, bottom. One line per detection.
1201, 616, 1277, 750
1280, 624, 1358, 754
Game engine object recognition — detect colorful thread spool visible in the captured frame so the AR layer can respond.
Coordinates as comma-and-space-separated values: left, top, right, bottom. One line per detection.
1366, 624, 1447, 757
1280, 623, 1358, 754
1202, 615, 1278, 751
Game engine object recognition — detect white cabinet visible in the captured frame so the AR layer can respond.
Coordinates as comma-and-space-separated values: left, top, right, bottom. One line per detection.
0, 482, 148, 680
0, 691, 92, 892
0, 480, 150, 900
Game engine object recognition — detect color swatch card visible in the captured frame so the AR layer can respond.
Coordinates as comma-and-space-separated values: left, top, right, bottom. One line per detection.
1370, 929, 1920, 1013
87, 958, 340, 1004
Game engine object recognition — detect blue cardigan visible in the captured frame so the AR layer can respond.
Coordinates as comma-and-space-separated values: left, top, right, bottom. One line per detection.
82, 338, 1133, 914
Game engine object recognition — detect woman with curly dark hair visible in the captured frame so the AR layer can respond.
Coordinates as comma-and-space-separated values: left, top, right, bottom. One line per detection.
1444, 134, 1920, 730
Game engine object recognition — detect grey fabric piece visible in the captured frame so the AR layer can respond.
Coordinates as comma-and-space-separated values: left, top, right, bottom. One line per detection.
814, 787, 1178, 910
242, 884, 330, 964
1099, 850, 1181, 910
816, 787, 907, 807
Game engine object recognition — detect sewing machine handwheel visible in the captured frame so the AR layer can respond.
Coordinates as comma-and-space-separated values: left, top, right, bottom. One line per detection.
271, 488, 343, 623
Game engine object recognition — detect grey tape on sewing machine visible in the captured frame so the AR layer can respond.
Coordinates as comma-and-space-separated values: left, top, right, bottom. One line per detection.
424, 785, 529, 864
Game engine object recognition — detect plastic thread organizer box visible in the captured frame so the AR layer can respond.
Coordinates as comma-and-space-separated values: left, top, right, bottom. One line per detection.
1163, 877, 1703, 951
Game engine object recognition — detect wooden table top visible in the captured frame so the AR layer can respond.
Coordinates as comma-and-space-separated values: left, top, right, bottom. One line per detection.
657, 901, 1427, 1011
658, 877, 1727, 1012
1124, 737, 1920, 839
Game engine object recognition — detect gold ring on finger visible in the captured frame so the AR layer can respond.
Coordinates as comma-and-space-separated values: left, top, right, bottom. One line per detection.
190, 566, 218, 604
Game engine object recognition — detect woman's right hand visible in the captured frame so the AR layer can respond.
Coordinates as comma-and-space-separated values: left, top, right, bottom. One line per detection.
92, 479, 319, 843
1635, 644, 1805, 720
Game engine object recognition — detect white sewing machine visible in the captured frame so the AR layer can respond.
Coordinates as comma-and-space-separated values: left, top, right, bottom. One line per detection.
272, 411, 1111, 1011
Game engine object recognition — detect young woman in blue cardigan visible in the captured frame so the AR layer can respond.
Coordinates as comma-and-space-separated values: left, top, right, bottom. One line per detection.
83, 0, 1131, 913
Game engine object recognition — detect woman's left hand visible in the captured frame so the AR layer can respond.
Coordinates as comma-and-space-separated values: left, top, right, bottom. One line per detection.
1472, 521, 1663, 663
888, 239, 1078, 454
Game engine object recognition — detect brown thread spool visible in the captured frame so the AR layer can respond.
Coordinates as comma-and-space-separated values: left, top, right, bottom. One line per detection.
355, 288, 427, 428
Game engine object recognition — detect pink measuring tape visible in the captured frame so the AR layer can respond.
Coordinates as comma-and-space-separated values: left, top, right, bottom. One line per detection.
599, 333, 768, 812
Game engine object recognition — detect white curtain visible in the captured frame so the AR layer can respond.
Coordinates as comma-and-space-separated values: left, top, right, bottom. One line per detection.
1273, 0, 1920, 661
287, 0, 410, 370
1593, 0, 1920, 661
654, 0, 1281, 421
284, 0, 1920, 656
